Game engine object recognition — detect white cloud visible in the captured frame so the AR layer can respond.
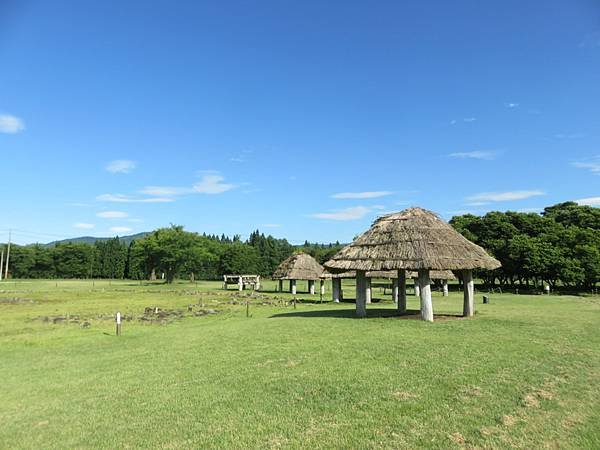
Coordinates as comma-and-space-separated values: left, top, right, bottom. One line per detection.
449, 151, 497, 160
331, 191, 393, 199
96, 193, 174, 203
465, 201, 490, 206
97, 211, 128, 219
467, 190, 545, 202
110, 226, 132, 233
572, 157, 600, 175
193, 174, 235, 194
139, 186, 193, 196
106, 160, 136, 174
505, 103, 519, 108
73, 223, 95, 230
0, 114, 25, 134
312, 206, 373, 221
262, 223, 281, 228
463, 117, 477, 122
575, 197, 600, 206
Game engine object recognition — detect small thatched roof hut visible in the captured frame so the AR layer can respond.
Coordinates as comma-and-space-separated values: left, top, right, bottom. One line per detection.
273, 253, 324, 280
324, 207, 500, 320
273, 253, 324, 295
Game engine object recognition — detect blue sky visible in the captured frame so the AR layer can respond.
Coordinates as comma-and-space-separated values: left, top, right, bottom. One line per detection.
1, 0, 599, 245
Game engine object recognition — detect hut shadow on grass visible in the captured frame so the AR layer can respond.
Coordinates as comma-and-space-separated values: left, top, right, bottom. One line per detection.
269, 308, 465, 320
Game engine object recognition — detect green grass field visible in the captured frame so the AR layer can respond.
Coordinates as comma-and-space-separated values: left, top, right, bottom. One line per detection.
1, 279, 599, 449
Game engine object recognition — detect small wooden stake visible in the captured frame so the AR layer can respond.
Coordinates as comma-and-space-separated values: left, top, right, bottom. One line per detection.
116, 311, 122, 336
246, 301, 249, 318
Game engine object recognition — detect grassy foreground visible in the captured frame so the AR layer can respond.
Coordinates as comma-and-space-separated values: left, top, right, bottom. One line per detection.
1, 279, 599, 449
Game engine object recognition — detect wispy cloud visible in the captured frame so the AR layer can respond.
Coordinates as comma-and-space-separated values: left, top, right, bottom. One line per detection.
73, 223, 95, 230
572, 157, 600, 175
450, 118, 477, 125
193, 173, 235, 194
555, 133, 585, 139
110, 226, 132, 234
139, 186, 194, 196
575, 196, 600, 206
467, 190, 545, 202
449, 150, 497, 160
331, 191, 393, 199
0, 114, 25, 134
578, 31, 600, 48
97, 211, 128, 219
465, 201, 490, 206
311, 206, 373, 221
106, 160, 136, 174
262, 223, 281, 228
505, 103, 519, 108
96, 194, 174, 203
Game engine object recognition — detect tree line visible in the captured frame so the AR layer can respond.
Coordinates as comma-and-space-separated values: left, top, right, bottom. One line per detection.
450, 202, 600, 289
5, 227, 344, 282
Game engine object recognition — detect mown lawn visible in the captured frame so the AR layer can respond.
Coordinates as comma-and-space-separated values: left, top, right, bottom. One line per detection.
0, 279, 599, 449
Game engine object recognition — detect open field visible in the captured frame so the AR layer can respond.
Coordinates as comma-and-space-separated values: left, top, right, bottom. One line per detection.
1, 279, 599, 449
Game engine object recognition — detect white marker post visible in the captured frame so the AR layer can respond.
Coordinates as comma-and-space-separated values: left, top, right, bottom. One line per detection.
116, 311, 122, 336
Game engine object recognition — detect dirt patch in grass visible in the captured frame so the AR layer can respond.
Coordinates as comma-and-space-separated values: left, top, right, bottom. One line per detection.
448, 432, 466, 445
392, 391, 420, 400
0, 297, 35, 304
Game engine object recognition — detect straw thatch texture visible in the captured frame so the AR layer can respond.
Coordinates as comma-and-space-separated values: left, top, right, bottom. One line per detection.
324, 207, 501, 272
407, 270, 457, 280
273, 253, 324, 280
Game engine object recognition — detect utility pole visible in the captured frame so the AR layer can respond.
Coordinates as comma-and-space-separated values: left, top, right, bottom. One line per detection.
0, 249, 4, 281
4, 230, 11, 280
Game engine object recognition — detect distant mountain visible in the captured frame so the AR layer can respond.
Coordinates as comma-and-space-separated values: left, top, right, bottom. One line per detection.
45, 232, 149, 247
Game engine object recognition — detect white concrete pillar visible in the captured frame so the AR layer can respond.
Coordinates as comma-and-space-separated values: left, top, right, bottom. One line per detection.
278, 279, 283, 292
398, 270, 407, 314
463, 270, 474, 317
332, 278, 341, 302
392, 278, 399, 304
442, 279, 448, 297
238, 277, 243, 291
291, 279, 297, 295
356, 270, 367, 317
414, 279, 420, 297
418, 269, 433, 322
308, 280, 315, 295
320, 279, 325, 296
256, 276, 260, 291
365, 278, 372, 304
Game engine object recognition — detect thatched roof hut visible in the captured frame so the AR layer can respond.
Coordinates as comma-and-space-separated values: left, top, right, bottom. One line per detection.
273, 253, 324, 280
323, 207, 500, 320
324, 207, 500, 272
273, 253, 324, 295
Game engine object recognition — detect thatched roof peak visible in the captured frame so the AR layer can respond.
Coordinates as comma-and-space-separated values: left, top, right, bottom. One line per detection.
273, 253, 324, 280
324, 207, 501, 272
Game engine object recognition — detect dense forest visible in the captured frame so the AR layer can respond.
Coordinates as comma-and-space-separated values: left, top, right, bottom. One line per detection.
3, 202, 599, 289
4, 227, 343, 282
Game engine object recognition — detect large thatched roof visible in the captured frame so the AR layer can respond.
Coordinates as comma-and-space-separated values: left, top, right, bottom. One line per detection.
324, 207, 501, 272
273, 253, 324, 280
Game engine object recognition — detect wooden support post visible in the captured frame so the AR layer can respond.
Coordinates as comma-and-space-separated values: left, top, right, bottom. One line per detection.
356, 270, 367, 318
418, 270, 433, 322
398, 270, 407, 313
442, 279, 449, 297
332, 278, 341, 302
365, 277, 372, 304
278, 279, 283, 292
308, 279, 315, 295
463, 270, 474, 317
115, 311, 122, 336
291, 279, 297, 295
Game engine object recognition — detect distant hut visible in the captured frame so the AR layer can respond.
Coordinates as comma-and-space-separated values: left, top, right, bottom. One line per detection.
273, 253, 324, 295
324, 207, 500, 321
406, 270, 457, 297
